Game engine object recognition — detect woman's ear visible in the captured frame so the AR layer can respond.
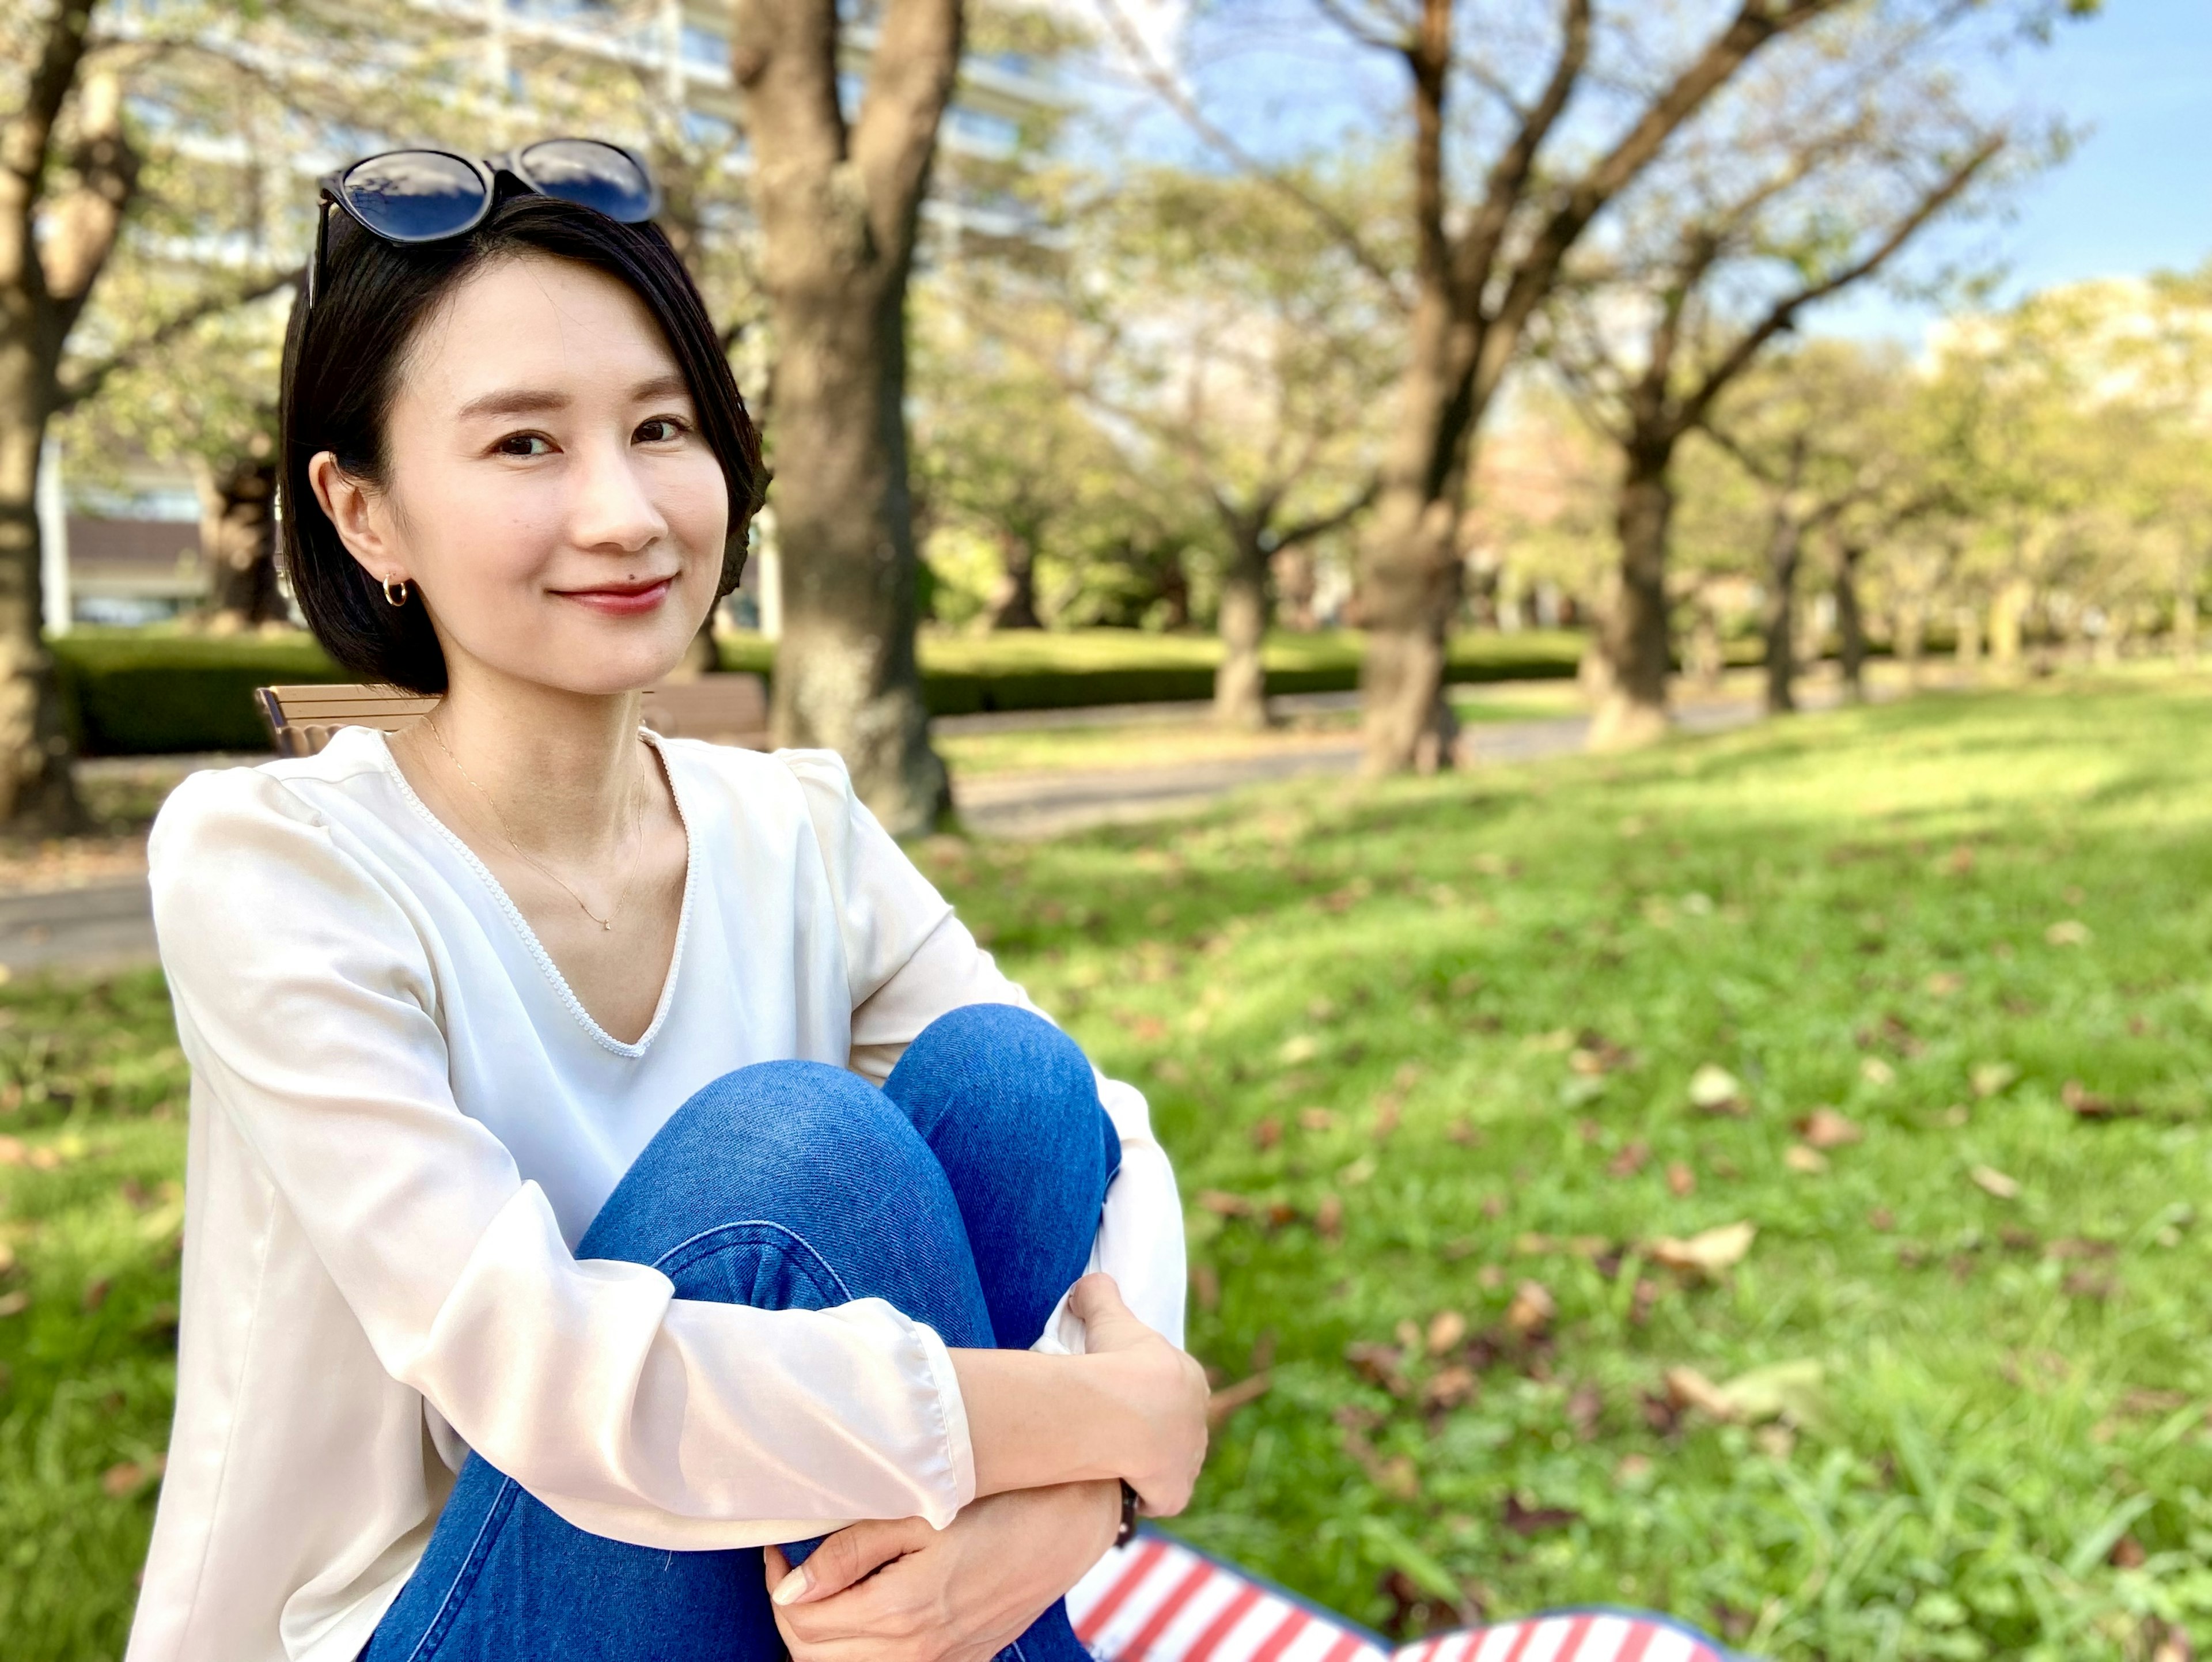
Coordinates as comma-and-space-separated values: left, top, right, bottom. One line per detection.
308, 451, 402, 586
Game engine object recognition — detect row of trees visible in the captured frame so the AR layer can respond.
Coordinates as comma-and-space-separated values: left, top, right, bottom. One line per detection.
0, 0, 2110, 834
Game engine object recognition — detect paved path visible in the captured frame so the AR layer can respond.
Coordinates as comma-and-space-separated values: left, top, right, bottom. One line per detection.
955, 695, 1777, 839
1, 684, 1836, 975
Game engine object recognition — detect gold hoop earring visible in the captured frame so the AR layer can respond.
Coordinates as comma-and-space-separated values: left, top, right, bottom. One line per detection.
382, 577, 410, 607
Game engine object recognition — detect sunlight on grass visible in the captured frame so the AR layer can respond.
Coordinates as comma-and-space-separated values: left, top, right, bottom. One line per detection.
918, 680, 2212, 1659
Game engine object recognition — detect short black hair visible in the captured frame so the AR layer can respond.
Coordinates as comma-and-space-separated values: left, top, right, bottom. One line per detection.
278, 192, 766, 695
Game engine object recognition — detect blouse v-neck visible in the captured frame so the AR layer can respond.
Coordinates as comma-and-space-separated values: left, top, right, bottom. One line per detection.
373, 726, 699, 1059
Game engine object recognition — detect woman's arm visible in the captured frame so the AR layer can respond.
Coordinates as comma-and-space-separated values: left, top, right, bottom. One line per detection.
953, 1275, 1209, 1510
153, 773, 983, 1549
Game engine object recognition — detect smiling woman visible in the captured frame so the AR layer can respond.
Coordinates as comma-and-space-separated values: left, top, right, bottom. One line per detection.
124, 181, 1205, 1662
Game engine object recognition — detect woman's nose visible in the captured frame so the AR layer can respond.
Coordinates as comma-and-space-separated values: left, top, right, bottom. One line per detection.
571, 443, 666, 552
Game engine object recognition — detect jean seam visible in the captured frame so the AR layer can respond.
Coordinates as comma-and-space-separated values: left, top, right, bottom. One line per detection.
402, 1474, 518, 1662
648, 1218, 857, 1304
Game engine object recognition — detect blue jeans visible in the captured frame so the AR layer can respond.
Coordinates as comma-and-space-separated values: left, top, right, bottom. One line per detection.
366, 1004, 1123, 1662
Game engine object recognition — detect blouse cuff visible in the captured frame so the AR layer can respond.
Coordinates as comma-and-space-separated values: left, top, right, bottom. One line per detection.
914, 1317, 978, 1520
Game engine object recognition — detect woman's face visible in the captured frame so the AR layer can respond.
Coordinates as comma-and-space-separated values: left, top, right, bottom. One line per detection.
312, 253, 729, 697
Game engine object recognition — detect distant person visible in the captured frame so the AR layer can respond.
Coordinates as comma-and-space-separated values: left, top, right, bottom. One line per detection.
126, 143, 1203, 1662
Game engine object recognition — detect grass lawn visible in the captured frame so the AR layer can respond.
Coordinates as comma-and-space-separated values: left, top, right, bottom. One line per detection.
7, 680, 2212, 1659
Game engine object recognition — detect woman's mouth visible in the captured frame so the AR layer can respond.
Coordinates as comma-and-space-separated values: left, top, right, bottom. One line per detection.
554, 577, 674, 618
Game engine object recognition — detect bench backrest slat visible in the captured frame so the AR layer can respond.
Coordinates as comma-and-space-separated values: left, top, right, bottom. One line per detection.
256, 675, 771, 757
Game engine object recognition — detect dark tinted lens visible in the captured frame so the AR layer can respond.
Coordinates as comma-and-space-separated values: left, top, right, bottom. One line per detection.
340, 151, 488, 241
516, 140, 654, 222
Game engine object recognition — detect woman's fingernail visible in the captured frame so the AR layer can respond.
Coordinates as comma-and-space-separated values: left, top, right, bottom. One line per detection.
771, 1565, 810, 1606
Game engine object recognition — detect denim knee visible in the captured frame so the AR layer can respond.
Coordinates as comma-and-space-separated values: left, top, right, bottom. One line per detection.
885, 1004, 1101, 1144
577, 1060, 948, 1267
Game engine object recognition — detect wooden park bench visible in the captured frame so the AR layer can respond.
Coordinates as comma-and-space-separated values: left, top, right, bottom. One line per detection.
256, 674, 771, 758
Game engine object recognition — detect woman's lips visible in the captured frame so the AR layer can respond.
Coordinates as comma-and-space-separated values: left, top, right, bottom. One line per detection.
555, 577, 673, 618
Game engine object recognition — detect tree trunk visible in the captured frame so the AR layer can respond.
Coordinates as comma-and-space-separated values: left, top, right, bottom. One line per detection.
1762, 514, 1804, 715
1988, 576, 2030, 678
1357, 290, 1472, 776
1588, 450, 1676, 749
195, 448, 283, 631
2175, 578, 2198, 667
734, 0, 960, 836
984, 529, 1041, 629
1834, 540, 1866, 704
1895, 599, 1925, 689
1213, 523, 1269, 730
0, 381, 84, 832
1955, 604, 1980, 671
1274, 546, 1316, 631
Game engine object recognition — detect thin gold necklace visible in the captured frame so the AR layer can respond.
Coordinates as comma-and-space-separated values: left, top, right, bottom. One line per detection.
417, 713, 640, 933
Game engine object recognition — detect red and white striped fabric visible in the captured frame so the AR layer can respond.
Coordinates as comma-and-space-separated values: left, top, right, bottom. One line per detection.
1067, 1533, 1729, 1662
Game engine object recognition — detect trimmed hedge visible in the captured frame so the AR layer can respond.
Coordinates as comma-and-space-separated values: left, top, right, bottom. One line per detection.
51, 626, 1589, 755
55, 631, 349, 756
730, 627, 1588, 717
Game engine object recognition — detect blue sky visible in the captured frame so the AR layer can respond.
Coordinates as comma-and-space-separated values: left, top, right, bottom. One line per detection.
1128, 0, 2212, 346
1817, 0, 2212, 339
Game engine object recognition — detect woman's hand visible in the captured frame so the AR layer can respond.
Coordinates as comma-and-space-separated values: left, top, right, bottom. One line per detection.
952, 1274, 1210, 1516
1066, 1273, 1210, 1516
763, 1481, 1120, 1662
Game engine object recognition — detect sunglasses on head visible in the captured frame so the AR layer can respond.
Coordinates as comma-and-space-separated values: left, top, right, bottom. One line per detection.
308, 138, 658, 310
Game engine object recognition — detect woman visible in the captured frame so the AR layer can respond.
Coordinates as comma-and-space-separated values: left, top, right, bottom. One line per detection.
127, 145, 1207, 1662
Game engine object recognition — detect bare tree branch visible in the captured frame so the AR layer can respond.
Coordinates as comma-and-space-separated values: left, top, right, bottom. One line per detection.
1089, 0, 1409, 306
55, 266, 302, 411
1448, 0, 1590, 312
1679, 135, 2003, 432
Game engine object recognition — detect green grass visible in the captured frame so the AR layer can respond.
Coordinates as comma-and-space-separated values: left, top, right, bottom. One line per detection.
910, 680, 2212, 1660
7, 681, 2212, 1658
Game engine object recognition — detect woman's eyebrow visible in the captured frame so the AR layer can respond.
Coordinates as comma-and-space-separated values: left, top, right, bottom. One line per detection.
456, 388, 569, 421
631, 373, 691, 403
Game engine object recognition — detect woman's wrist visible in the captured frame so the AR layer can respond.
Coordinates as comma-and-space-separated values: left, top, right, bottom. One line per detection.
951, 1349, 1145, 1498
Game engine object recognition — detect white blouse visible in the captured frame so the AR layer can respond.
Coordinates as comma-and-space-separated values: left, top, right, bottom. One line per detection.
124, 727, 1185, 1662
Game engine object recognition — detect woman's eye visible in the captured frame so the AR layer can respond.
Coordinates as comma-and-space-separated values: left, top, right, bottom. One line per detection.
495, 433, 553, 457
635, 417, 688, 444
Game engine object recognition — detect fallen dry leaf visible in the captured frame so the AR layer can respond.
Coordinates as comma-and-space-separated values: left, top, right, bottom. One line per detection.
1607, 1141, 1651, 1179
1798, 1108, 1864, 1149
1566, 1381, 1603, 1440
1971, 1061, 2019, 1099
1648, 1221, 1757, 1276
1190, 1263, 1220, 1312
1196, 1190, 1250, 1218
1868, 1207, 1896, 1232
1665, 1360, 1826, 1428
1445, 1116, 1480, 1145
1688, 1063, 1746, 1116
1207, 1372, 1272, 1427
1969, 1165, 2021, 1200
1860, 1057, 1896, 1087
0, 1289, 27, 1318
1315, 1193, 1345, 1240
1426, 1309, 1468, 1354
1501, 1493, 1581, 1535
2062, 1080, 2139, 1120
1666, 1161, 1697, 1197
1784, 1144, 1828, 1175
101, 1453, 165, 1499
1506, 1279, 1557, 1335
1298, 1107, 1338, 1132
0, 1135, 22, 1166
1251, 1117, 1283, 1150
1664, 1366, 1736, 1419
1278, 1034, 1320, 1065
1422, 1365, 1478, 1412
1614, 1453, 1654, 1483
1925, 971, 1964, 997
2046, 919, 2092, 947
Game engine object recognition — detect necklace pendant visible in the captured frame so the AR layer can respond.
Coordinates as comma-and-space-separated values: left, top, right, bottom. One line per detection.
601, 919, 613, 931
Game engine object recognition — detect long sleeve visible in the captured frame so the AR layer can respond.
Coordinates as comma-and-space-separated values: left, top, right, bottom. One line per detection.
782, 751, 1188, 1352
149, 769, 974, 1550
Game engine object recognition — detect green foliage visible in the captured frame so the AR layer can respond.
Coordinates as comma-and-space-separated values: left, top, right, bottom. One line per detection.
916, 680, 2212, 1657
50, 631, 344, 756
